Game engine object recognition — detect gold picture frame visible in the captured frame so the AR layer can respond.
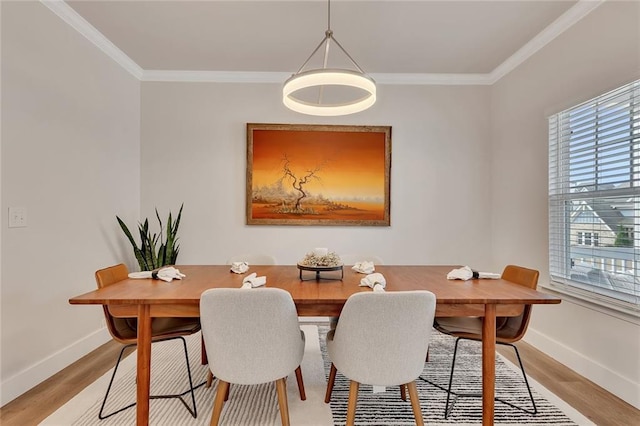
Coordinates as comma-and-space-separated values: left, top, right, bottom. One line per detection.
246, 123, 391, 226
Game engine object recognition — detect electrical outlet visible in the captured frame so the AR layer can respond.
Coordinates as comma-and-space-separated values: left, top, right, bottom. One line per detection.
8, 207, 27, 228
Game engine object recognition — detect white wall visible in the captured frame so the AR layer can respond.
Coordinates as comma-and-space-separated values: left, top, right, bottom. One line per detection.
140, 83, 493, 267
2, 0, 639, 411
490, 1, 640, 408
0, 2, 140, 405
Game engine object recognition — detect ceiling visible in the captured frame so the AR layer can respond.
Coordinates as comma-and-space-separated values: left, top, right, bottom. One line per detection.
59, 0, 589, 81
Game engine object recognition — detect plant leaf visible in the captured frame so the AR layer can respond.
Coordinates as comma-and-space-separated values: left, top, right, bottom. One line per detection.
117, 216, 149, 271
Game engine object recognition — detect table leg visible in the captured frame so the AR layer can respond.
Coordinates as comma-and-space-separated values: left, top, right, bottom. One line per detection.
136, 304, 152, 426
482, 303, 496, 426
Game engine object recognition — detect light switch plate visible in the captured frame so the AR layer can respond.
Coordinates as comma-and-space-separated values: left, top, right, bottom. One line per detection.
9, 207, 27, 228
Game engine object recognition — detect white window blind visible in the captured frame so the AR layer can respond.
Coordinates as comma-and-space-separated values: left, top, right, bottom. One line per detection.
549, 80, 640, 314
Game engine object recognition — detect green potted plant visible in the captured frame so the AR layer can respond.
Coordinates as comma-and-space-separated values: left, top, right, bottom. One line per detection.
116, 204, 183, 271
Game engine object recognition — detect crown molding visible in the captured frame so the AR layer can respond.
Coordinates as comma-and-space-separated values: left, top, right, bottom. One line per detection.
43, 0, 603, 86
372, 73, 493, 86
488, 0, 606, 84
40, 0, 143, 79
142, 70, 494, 85
142, 70, 291, 83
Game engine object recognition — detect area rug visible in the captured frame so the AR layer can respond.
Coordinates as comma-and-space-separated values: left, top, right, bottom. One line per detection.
318, 327, 592, 426
42, 325, 331, 426
42, 325, 593, 425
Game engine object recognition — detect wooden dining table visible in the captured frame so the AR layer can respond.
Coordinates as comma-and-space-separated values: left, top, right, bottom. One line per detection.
69, 264, 561, 426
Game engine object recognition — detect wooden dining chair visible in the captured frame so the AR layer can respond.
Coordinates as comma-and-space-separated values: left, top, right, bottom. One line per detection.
324, 291, 437, 426
434, 264, 539, 418
95, 264, 203, 420
200, 287, 306, 426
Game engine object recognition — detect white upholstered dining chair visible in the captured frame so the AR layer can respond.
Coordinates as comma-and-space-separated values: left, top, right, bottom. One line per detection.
203, 253, 279, 388
199, 287, 306, 426
324, 290, 437, 426
338, 254, 384, 266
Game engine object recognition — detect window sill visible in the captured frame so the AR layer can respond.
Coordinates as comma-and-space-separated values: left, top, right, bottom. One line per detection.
542, 281, 640, 325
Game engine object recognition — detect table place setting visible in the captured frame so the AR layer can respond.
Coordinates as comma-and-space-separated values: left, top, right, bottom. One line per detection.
446, 265, 501, 281
241, 272, 267, 289
359, 272, 386, 292
230, 261, 250, 274
127, 266, 186, 282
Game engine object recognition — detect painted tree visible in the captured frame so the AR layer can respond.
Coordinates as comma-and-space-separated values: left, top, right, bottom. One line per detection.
278, 154, 324, 211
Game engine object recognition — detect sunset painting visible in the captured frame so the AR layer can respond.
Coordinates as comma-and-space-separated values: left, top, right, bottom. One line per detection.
246, 124, 391, 226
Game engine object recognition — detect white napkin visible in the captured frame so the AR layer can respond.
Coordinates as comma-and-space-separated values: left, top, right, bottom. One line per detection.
128, 266, 186, 282
477, 271, 501, 279
359, 272, 386, 292
447, 266, 501, 280
241, 272, 267, 289
352, 261, 375, 274
230, 261, 249, 274
446, 266, 474, 280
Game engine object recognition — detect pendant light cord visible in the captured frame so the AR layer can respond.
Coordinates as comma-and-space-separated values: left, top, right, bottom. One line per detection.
293, 0, 365, 74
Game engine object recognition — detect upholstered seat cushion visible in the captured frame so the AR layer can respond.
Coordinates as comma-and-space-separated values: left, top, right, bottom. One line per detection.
112, 317, 201, 340
434, 316, 512, 340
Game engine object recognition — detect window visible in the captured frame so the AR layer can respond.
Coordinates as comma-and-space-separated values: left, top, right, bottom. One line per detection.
577, 232, 600, 247
549, 80, 640, 314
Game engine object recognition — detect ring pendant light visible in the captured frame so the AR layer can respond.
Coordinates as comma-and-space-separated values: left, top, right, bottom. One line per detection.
283, 0, 376, 116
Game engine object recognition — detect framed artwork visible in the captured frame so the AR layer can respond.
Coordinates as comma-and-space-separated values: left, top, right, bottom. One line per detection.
246, 123, 391, 226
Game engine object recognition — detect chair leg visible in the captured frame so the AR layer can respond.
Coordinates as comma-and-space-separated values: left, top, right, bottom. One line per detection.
407, 381, 425, 426
99, 343, 136, 420
276, 378, 291, 426
295, 365, 306, 400
210, 380, 229, 426
324, 363, 337, 403
201, 335, 208, 365
509, 343, 538, 414
443, 338, 537, 417
178, 335, 198, 418
100, 337, 200, 420
400, 384, 407, 401
206, 370, 230, 400
444, 337, 462, 419
346, 381, 360, 426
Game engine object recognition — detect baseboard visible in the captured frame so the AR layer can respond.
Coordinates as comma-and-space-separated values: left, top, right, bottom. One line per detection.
0, 327, 110, 406
524, 327, 640, 409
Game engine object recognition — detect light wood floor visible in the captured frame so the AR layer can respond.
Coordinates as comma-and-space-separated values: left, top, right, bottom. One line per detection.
1, 338, 638, 425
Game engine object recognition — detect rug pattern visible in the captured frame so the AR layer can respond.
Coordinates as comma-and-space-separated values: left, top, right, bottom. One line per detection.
318, 326, 578, 426
67, 326, 581, 425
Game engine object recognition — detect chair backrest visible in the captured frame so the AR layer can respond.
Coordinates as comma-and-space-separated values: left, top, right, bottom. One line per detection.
95, 264, 137, 343
339, 254, 384, 266
199, 288, 304, 385
226, 254, 277, 265
498, 265, 540, 342
329, 291, 436, 386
